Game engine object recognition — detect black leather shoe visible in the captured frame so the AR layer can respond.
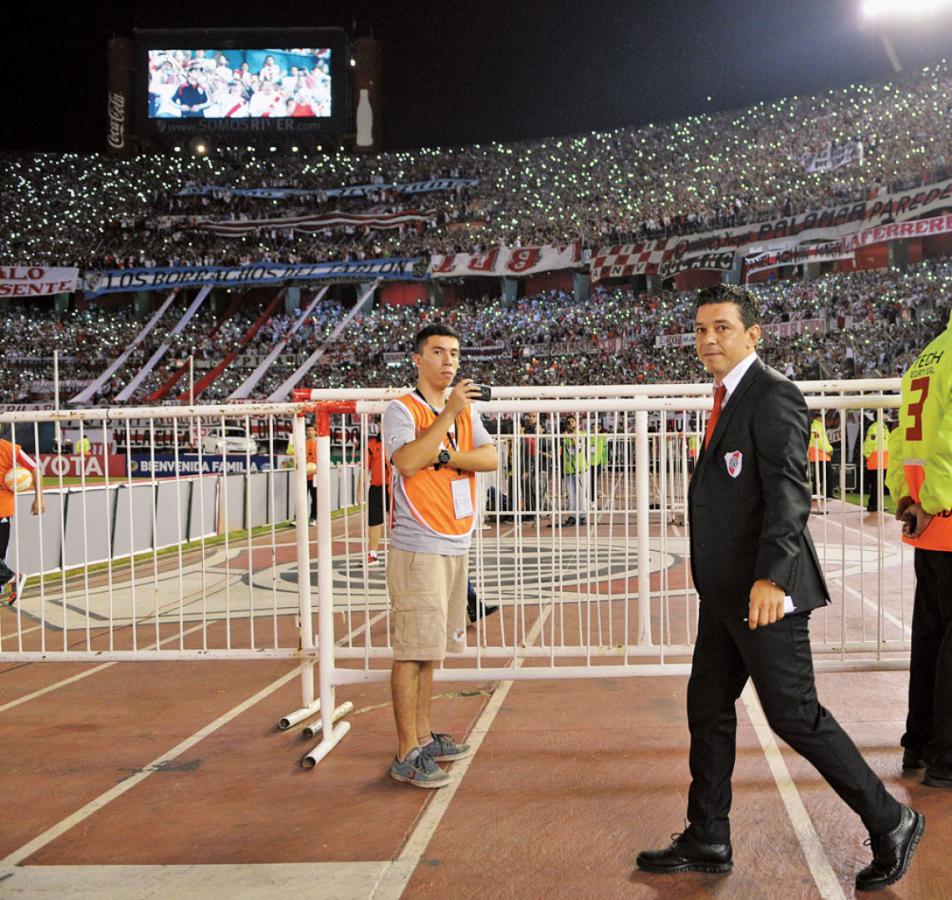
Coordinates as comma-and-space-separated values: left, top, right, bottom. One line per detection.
923, 767, 952, 788
855, 805, 924, 892
902, 748, 925, 770
636, 829, 732, 875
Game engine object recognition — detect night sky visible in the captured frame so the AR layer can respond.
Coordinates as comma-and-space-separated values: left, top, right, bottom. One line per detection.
6, 0, 952, 153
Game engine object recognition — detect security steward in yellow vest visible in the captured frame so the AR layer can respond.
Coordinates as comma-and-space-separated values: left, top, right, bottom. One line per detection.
887, 309, 952, 788
809, 415, 835, 499
590, 423, 609, 507
863, 417, 891, 513
558, 414, 590, 527
382, 323, 497, 789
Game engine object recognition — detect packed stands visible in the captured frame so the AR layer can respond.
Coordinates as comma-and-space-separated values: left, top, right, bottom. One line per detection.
3, 59, 952, 407
3, 61, 952, 269
4, 258, 949, 404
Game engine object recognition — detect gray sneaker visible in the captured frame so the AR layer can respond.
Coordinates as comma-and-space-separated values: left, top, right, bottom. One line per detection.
389, 747, 451, 788
419, 731, 473, 762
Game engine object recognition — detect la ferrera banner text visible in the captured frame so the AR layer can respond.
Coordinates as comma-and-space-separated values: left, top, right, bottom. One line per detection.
840, 212, 952, 252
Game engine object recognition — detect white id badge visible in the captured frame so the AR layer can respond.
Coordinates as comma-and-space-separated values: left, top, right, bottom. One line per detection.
451, 478, 474, 519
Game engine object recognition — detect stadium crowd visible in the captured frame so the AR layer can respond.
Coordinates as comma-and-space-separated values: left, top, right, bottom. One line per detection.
3, 257, 949, 405
3, 60, 952, 270
299, 257, 951, 393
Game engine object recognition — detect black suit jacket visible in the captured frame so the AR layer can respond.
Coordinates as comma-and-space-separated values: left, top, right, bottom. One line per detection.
688, 357, 829, 617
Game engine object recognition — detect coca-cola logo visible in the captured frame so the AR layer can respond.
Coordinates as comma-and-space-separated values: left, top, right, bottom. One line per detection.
107, 91, 126, 149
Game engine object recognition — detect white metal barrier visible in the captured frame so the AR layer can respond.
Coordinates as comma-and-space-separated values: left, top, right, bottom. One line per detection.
0, 404, 330, 661
300, 384, 908, 766
0, 381, 907, 769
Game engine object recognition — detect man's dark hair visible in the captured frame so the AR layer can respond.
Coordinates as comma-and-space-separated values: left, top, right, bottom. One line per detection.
695, 284, 759, 330
414, 322, 461, 353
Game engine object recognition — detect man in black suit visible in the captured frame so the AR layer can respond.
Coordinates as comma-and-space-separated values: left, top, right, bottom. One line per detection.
636, 285, 923, 892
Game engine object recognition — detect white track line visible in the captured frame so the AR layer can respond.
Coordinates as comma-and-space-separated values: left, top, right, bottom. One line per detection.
741, 683, 846, 900
0, 621, 211, 715
0, 668, 301, 868
0, 661, 116, 715
0, 861, 390, 898
0, 667, 302, 868
0, 612, 386, 868
369, 608, 551, 900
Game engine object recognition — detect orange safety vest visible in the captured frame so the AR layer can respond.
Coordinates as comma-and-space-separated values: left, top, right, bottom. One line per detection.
394, 393, 476, 537
866, 451, 889, 470
305, 439, 317, 465
0, 440, 34, 518
902, 463, 952, 551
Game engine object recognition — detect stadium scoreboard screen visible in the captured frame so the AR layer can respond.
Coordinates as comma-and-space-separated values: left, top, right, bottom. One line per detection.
133, 28, 351, 145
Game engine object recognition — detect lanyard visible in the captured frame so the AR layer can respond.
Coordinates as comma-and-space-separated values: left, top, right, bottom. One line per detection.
414, 389, 459, 451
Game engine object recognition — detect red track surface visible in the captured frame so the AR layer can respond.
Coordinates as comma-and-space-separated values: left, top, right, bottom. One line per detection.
1, 504, 947, 897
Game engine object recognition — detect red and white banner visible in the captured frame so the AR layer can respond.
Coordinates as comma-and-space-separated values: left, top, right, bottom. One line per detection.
592, 176, 952, 284
519, 339, 601, 357
590, 244, 734, 282
840, 213, 952, 252
0, 267, 79, 296
745, 242, 853, 277
654, 332, 696, 349
0, 402, 54, 412
189, 210, 434, 237
429, 240, 583, 278
38, 454, 127, 479
590, 243, 673, 281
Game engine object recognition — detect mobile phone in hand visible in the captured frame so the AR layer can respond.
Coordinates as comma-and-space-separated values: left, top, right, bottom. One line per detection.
472, 384, 492, 402
902, 511, 918, 537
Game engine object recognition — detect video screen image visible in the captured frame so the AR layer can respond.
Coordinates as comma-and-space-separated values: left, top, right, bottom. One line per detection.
147, 48, 332, 119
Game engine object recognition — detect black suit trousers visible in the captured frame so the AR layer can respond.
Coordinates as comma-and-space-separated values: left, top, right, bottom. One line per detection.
687, 609, 900, 842
904, 548, 952, 768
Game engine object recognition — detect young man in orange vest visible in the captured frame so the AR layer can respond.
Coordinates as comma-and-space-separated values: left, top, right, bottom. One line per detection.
0, 438, 45, 604
382, 323, 497, 787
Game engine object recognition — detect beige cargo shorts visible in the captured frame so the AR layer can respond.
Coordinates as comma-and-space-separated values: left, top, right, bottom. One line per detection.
387, 547, 468, 661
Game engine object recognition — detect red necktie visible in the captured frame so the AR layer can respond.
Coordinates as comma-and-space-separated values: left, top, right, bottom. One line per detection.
705, 384, 726, 450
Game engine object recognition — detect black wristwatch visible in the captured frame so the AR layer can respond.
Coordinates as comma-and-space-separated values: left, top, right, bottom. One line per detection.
435, 448, 452, 469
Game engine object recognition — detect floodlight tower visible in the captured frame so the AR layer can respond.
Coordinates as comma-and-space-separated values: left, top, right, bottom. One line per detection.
861, 0, 952, 71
